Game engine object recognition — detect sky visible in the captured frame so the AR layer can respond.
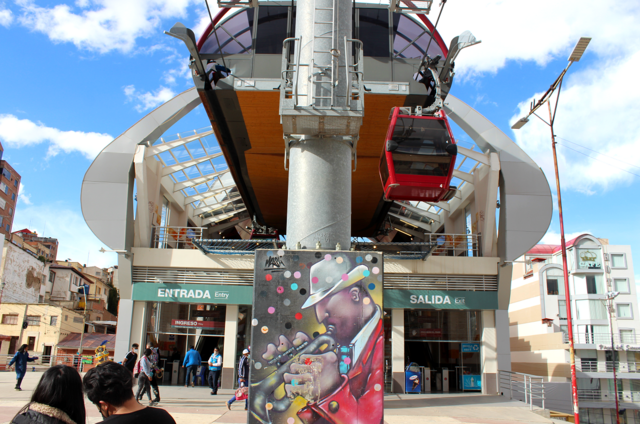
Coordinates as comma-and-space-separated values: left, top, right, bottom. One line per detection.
0, 0, 638, 290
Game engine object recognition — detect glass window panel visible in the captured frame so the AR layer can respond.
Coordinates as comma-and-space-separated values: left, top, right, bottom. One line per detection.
158, 151, 177, 166
184, 166, 201, 178
392, 14, 443, 60
171, 146, 191, 162
547, 278, 559, 295
620, 329, 634, 343
611, 254, 625, 268
199, 162, 215, 175
359, 8, 390, 58
255, 6, 288, 54
577, 377, 600, 390
615, 279, 629, 293
404, 309, 473, 341
195, 183, 209, 193
201, 135, 221, 155
559, 300, 567, 320
186, 140, 207, 159
199, 9, 255, 55
617, 304, 632, 318
171, 172, 187, 182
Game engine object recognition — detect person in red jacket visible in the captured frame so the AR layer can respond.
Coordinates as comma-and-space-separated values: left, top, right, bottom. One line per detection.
261, 256, 384, 424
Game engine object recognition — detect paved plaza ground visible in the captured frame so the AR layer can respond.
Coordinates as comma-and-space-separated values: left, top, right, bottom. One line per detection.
0, 372, 561, 424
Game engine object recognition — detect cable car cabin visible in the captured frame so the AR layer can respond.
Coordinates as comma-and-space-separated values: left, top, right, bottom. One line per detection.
379, 107, 458, 202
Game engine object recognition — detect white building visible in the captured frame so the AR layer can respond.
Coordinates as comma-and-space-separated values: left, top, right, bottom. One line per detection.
509, 234, 640, 423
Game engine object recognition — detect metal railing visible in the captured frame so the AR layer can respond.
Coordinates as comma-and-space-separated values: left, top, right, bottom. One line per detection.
426, 233, 481, 257
1, 354, 114, 372
353, 233, 482, 260
192, 239, 285, 255
577, 389, 623, 402
563, 332, 640, 345
152, 226, 205, 249
576, 360, 622, 373
498, 370, 545, 411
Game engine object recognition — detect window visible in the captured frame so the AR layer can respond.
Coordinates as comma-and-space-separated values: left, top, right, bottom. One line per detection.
578, 324, 608, 344
48, 271, 55, 283
255, 6, 289, 54
392, 14, 443, 59
50, 316, 58, 326
585, 275, 603, 294
1, 168, 10, 180
5, 224, 9, 232
620, 329, 635, 343
64, 315, 68, 321
359, 8, 390, 57
11, 193, 15, 201
576, 300, 607, 320
558, 300, 567, 320
546, 268, 564, 295
8, 207, 12, 216
27, 336, 35, 351
26, 315, 40, 326
199, 8, 255, 55
73, 317, 83, 323
14, 179, 17, 187
97, 288, 101, 295
611, 253, 626, 269
614, 278, 630, 293
617, 303, 633, 319
2, 314, 18, 325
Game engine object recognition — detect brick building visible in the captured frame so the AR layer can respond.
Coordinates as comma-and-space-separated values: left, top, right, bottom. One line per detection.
14, 229, 59, 261
0, 142, 20, 240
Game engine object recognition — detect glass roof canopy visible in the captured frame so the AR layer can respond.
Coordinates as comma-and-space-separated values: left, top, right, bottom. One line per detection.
150, 127, 247, 225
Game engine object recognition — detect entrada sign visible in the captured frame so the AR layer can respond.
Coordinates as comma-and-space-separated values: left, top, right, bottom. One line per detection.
132, 282, 252, 304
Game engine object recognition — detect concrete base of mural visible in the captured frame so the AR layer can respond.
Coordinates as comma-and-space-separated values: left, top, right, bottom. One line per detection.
249, 250, 384, 424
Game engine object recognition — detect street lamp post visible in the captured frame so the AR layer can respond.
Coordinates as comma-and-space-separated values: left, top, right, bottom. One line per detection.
512, 37, 591, 424
605, 291, 621, 424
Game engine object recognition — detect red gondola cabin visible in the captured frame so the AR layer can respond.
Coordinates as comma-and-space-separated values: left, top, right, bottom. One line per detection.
379, 107, 458, 202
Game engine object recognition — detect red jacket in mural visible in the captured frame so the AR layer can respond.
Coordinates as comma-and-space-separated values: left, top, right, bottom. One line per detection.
297, 319, 384, 424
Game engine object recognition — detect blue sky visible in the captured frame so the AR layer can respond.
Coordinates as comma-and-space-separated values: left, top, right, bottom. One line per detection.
0, 0, 638, 293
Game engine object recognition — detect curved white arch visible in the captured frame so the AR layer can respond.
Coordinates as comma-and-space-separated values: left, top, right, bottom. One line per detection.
81, 88, 201, 250
444, 95, 553, 262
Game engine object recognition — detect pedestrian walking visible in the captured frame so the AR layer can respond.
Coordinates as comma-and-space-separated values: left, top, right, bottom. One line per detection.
122, 344, 139, 374
207, 347, 222, 395
11, 365, 86, 424
146, 343, 161, 404
135, 349, 154, 405
83, 362, 176, 424
9, 344, 38, 391
226, 349, 250, 410
182, 346, 201, 387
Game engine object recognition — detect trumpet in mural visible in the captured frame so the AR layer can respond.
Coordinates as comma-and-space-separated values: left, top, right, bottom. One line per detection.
250, 251, 384, 424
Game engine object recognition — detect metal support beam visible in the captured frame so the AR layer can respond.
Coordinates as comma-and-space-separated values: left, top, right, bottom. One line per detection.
201, 208, 247, 225
457, 146, 490, 166
173, 169, 230, 192
161, 153, 223, 176
184, 184, 236, 204
393, 202, 442, 223
194, 196, 241, 215
145, 130, 215, 157
453, 169, 475, 184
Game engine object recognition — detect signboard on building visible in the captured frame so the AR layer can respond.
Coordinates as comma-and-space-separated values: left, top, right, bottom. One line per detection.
461, 343, 480, 353
171, 319, 222, 329
383, 289, 498, 310
131, 283, 252, 304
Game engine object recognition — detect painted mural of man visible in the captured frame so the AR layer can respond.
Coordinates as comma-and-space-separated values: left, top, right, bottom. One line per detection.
261, 254, 384, 424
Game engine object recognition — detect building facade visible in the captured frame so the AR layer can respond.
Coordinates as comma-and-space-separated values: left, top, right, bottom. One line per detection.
14, 229, 59, 262
0, 303, 84, 358
509, 234, 640, 423
0, 237, 49, 304
0, 142, 20, 240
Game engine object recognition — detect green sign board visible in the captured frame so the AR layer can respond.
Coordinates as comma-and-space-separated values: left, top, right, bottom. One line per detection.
132, 283, 253, 305
383, 289, 498, 310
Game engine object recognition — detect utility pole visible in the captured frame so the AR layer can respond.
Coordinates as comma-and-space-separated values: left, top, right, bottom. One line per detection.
605, 291, 621, 424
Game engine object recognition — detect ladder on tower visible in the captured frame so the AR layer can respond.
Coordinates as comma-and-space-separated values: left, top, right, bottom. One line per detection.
310, 0, 337, 109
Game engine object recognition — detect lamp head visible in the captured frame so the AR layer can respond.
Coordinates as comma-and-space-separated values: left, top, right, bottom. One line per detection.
511, 117, 529, 130
568, 37, 591, 62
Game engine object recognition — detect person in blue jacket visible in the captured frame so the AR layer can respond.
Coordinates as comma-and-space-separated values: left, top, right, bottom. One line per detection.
9, 344, 38, 391
182, 346, 201, 387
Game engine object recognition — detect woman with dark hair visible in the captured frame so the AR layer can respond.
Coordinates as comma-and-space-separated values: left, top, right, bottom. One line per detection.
9, 344, 38, 391
11, 365, 86, 424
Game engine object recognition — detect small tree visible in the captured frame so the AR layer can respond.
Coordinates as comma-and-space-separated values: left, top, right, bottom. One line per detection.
107, 285, 119, 316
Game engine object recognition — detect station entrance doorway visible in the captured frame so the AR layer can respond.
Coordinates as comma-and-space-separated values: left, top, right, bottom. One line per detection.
404, 309, 482, 393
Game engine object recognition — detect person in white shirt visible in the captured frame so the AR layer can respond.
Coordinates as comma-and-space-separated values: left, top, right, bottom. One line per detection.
207, 347, 222, 395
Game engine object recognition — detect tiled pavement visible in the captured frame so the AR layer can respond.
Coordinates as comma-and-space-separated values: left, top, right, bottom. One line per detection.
0, 372, 558, 424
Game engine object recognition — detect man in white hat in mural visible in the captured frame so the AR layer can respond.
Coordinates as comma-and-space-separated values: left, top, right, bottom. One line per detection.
261, 253, 384, 424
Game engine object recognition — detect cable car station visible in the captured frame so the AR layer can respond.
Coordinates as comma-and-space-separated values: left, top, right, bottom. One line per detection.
81, 0, 553, 409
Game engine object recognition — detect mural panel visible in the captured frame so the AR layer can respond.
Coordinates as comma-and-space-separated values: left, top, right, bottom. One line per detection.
250, 250, 384, 424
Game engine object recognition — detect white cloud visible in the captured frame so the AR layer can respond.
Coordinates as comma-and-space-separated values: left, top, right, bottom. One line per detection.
16, 0, 196, 53
510, 51, 640, 194
0, 114, 113, 159
124, 84, 176, 112
436, 0, 640, 76
13, 203, 117, 268
18, 183, 31, 205
540, 230, 592, 246
0, 5, 12, 27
